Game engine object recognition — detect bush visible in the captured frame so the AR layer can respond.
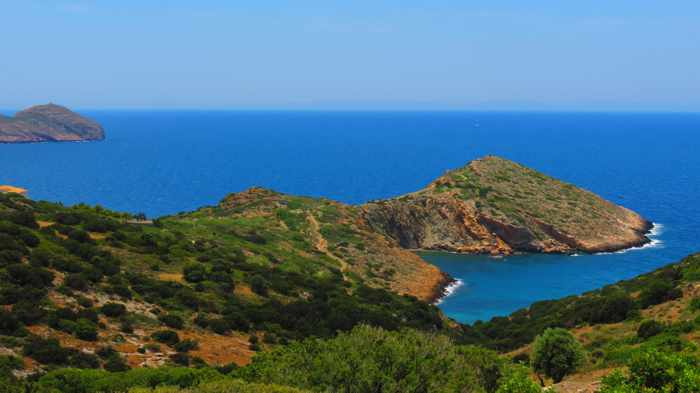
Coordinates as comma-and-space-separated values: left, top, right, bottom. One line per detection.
174, 339, 198, 353
0, 311, 21, 335
37, 367, 222, 393
531, 328, 585, 383
65, 273, 90, 291
496, 367, 542, 393
639, 280, 682, 309
183, 263, 207, 283
128, 379, 311, 393
101, 302, 127, 317
74, 319, 99, 341
170, 353, 190, 366
23, 337, 69, 365
237, 325, 507, 393
593, 292, 635, 323
159, 314, 184, 329
250, 275, 269, 296
599, 350, 700, 392
152, 330, 180, 346
6, 264, 54, 288
689, 297, 700, 311
637, 320, 665, 340
104, 354, 130, 372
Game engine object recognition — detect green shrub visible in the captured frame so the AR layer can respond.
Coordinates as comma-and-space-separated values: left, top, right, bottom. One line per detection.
599, 350, 700, 392
37, 367, 222, 393
159, 314, 184, 329
101, 302, 127, 317
174, 339, 198, 353
66, 273, 90, 291
74, 319, 99, 341
128, 379, 310, 393
152, 330, 180, 346
0, 311, 21, 335
495, 367, 542, 393
250, 275, 269, 296
637, 320, 665, 340
104, 354, 130, 372
183, 264, 207, 283
237, 325, 507, 393
639, 280, 682, 309
531, 328, 585, 383
689, 297, 700, 311
22, 337, 69, 365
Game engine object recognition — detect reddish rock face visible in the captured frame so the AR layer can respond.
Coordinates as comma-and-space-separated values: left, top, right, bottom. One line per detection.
0, 103, 104, 143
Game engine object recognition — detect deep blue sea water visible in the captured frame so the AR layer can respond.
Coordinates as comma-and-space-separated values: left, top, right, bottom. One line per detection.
2, 111, 699, 323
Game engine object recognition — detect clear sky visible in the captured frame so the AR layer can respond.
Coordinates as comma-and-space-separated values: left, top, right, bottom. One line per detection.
2, 1, 699, 110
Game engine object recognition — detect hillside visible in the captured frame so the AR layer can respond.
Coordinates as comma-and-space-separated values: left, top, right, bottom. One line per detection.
462, 253, 700, 391
0, 104, 104, 143
364, 156, 651, 254
0, 190, 448, 373
0, 157, 666, 391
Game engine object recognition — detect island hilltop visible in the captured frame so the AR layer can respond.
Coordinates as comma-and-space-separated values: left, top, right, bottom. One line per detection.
0, 103, 104, 143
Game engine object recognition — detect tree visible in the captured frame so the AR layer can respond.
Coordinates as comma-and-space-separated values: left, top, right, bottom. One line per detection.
531, 328, 585, 384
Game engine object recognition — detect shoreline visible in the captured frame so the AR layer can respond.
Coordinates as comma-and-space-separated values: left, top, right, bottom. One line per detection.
0, 137, 104, 144
411, 221, 657, 258
433, 277, 464, 305
425, 221, 659, 305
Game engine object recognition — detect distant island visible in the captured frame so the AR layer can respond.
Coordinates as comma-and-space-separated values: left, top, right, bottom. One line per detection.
0, 103, 104, 143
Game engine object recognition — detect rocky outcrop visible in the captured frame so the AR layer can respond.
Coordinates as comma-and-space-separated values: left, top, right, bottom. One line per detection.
0, 185, 27, 195
364, 156, 651, 255
0, 103, 104, 143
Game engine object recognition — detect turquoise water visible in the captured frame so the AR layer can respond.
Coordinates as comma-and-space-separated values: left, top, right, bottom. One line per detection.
1, 111, 699, 323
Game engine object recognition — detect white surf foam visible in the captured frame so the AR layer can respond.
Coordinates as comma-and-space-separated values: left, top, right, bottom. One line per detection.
435, 279, 464, 305
595, 222, 664, 255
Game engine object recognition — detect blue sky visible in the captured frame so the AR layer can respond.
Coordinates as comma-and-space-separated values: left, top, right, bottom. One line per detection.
1, 1, 699, 110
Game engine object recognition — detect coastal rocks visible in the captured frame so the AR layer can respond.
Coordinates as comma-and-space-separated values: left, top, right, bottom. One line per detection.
364, 156, 651, 255
0, 103, 105, 143
0, 185, 27, 195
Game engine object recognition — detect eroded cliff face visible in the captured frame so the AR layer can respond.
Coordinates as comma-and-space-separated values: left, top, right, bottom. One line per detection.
364, 156, 651, 255
0, 103, 104, 143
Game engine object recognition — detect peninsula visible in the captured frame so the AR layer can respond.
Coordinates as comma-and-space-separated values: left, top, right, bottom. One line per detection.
0, 103, 104, 143
364, 156, 651, 254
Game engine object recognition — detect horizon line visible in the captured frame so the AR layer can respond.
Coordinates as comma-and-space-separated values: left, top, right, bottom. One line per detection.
2, 107, 700, 115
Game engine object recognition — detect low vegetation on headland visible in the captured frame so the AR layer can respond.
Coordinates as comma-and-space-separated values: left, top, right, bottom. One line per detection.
0, 157, 696, 392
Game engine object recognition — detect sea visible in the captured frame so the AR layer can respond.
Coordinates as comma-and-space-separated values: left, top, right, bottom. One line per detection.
1, 110, 699, 323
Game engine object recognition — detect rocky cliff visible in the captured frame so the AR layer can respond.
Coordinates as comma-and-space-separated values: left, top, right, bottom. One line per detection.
0, 103, 104, 143
364, 156, 651, 255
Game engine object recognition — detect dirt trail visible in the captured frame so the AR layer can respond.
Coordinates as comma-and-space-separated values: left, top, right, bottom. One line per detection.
306, 213, 350, 278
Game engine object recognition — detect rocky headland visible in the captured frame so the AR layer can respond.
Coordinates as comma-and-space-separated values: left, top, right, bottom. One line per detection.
363, 156, 651, 255
0, 103, 104, 143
